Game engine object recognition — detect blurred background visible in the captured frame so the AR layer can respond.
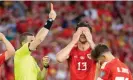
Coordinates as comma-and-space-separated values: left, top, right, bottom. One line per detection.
0, 1, 133, 80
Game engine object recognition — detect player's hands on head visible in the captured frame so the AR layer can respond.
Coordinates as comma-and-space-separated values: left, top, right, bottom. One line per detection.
71, 29, 82, 44
82, 27, 93, 43
42, 56, 50, 67
49, 3, 56, 20
0, 33, 5, 41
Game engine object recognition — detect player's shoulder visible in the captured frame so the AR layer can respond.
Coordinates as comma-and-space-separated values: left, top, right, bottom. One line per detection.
101, 60, 115, 70
108, 58, 119, 66
112, 58, 127, 67
104, 58, 128, 70
120, 61, 129, 69
69, 45, 78, 57
101, 62, 109, 69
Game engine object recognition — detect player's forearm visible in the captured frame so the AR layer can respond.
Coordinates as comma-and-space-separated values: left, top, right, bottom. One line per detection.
89, 40, 95, 49
56, 41, 75, 62
2, 37, 15, 60
37, 68, 48, 80
94, 62, 101, 80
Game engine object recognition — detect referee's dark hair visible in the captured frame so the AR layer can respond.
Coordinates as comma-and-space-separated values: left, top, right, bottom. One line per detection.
20, 32, 34, 45
91, 44, 110, 61
76, 22, 92, 33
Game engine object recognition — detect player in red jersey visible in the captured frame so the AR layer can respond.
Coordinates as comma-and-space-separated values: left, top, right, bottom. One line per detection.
56, 22, 97, 80
91, 44, 133, 80
0, 33, 15, 66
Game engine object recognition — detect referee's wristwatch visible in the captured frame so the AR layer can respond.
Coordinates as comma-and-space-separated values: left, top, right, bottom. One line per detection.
44, 18, 54, 30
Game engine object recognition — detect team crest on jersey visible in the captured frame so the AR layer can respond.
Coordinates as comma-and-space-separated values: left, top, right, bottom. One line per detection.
80, 56, 85, 60
87, 54, 91, 59
100, 71, 106, 78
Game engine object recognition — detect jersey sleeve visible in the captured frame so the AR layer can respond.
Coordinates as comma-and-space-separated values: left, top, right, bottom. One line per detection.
15, 43, 31, 58
97, 62, 111, 80
0, 52, 5, 66
69, 46, 77, 57
69, 49, 73, 57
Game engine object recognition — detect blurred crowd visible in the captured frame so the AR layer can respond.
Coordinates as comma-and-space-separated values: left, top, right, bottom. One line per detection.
0, 1, 133, 80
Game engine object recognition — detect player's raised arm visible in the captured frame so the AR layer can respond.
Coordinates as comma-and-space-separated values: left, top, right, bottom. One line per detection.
0, 33, 15, 60
29, 3, 56, 51
56, 29, 82, 63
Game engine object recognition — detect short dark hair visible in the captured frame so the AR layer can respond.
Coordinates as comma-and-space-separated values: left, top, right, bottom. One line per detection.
91, 44, 110, 61
20, 32, 34, 44
76, 22, 92, 33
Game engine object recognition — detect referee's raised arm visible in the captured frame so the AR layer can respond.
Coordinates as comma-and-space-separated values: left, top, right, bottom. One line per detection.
29, 3, 56, 51
35, 3, 56, 80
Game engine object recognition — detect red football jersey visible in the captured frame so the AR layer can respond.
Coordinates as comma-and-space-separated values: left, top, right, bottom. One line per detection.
97, 58, 133, 80
68, 46, 96, 80
0, 52, 5, 66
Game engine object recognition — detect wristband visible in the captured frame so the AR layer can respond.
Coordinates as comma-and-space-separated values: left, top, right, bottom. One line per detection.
44, 18, 54, 30
44, 65, 49, 69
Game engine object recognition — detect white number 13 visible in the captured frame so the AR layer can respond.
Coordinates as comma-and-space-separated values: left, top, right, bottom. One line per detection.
77, 62, 87, 70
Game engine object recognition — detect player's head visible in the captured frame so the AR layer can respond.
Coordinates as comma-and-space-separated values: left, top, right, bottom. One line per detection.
76, 22, 92, 44
20, 32, 35, 45
91, 43, 111, 63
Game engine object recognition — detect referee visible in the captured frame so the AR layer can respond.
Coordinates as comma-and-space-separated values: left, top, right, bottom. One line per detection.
14, 3, 56, 80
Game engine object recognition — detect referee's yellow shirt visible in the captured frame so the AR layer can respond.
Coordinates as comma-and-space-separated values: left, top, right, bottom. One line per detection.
14, 43, 40, 80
